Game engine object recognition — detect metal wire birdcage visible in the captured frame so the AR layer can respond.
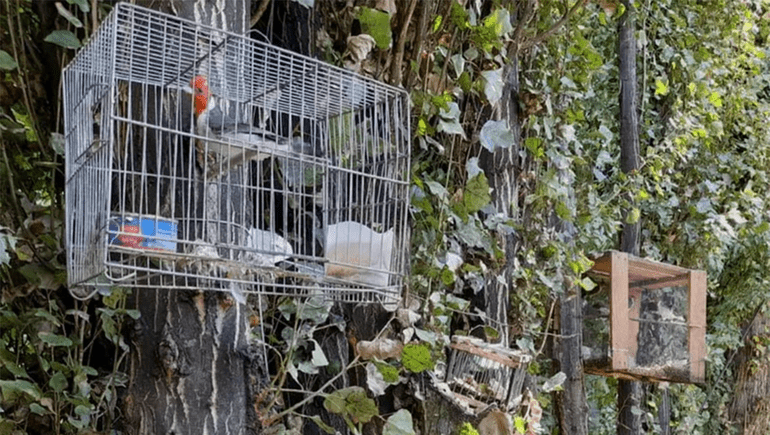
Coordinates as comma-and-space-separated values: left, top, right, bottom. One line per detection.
63, 3, 410, 306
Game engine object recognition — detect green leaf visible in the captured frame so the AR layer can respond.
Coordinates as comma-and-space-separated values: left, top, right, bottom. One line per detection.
626, 207, 640, 224
708, 91, 723, 107
49, 132, 65, 156
479, 120, 515, 152
383, 409, 416, 435
30, 402, 48, 415
0, 50, 18, 71
401, 343, 434, 373
375, 361, 400, 383
459, 422, 480, 435
432, 15, 443, 33
0, 233, 16, 265
38, 332, 73, 347
514, 416, 527, 433
0, 379, 42, 401
323, 386, 378, 424
440, 267, 455, 286
484, 8, 513, 37
358, 7, 392, 50
298, 296, 333, 323
44, 30, 81, 49
324, 389, 347, 414
654, 79, 669, 96
67, 0, 90, 13
11, 108, 39, 143
480, 68, 504, 106
344, 388, 378, 424
49, 372, 68, 393
464, 173, 491, 214
55, 2, 83, 27
525, 137, 544, 158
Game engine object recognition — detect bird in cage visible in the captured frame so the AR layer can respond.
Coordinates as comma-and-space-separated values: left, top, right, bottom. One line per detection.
190, 75, 295, 169
324, 221, 393, 287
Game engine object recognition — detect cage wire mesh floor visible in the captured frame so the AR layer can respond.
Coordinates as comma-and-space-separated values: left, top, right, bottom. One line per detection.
63, 4, 410, 306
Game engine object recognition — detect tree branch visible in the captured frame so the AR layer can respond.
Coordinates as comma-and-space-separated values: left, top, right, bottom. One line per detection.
520, 0, 588, 51
390, 0, 418, 86
250, 0, 270, 28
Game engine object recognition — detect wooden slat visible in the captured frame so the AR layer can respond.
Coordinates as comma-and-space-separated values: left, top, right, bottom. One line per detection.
629, 273, 689, 290
688, 270, 707, 383
610, 251, 630, 371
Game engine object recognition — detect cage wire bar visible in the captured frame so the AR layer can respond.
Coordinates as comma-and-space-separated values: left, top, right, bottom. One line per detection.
63, 3, 411, 306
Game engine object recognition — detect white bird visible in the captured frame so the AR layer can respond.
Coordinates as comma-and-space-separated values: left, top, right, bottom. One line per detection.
240, 227, 293, 267
325, 221, 394, 288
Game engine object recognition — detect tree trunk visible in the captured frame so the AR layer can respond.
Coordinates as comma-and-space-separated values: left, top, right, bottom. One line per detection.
557, 289, 589, 434
123, 2, 254, 434
729, 313, 770, 435
617, 1, 643, 434
478, 57, 520, 346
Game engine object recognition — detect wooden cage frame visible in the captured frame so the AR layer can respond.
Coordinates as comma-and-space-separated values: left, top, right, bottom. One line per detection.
585, 251, 707, 384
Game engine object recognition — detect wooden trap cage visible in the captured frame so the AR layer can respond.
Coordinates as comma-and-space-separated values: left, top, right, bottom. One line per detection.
63, 4, 410, 306
583, 251, 707, 383
444, 336, 531, 412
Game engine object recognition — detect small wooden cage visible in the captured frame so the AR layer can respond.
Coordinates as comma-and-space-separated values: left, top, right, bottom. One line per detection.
583, 251, 707, 383
445, 336, 530, 412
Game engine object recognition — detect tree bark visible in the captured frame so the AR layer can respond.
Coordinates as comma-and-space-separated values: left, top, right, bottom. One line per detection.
617, 1, 642, 434
123, 2, 253, 434
557, 289, 589, 434
478, 57, 520, 346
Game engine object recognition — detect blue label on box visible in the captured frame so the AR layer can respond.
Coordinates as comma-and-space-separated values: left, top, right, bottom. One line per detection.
108, 215, 177, 252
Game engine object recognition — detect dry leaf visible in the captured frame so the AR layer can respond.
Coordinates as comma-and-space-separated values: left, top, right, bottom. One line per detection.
344, 34, 377, 72
356, 338, 404, 360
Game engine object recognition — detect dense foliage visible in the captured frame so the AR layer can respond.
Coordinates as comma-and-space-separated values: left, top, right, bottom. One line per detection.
2, 0, 770, 434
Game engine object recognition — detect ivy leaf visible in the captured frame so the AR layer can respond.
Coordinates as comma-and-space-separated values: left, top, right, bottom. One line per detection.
291, 0, 315, 7
383, 409, 416, 435
56, 2, 83, 28
481, 68, 504, 106
30, 402, 48, 415
0, 233, 17, 265
38, 332, 73, 347
45, 30, 81, 49
0, 50, 18, 71
366, 362, 389, 396
298, 296, 333, 323
49, 371, 68, 393
67, 0, 90, 13
464, 173, 491, 214
708, 91, 723, 107
401, 343, 434, 373
654, 79, 669, 95
485, 8, 513, 37
358, 7, 392, 49
438, 102, 466, 138
466, 157, 483, 179
49, 132, 66, 156
542, 371, 566, 392
451, 53, 465, 76
514, 416, 527, 434
479, 120, 515, 152
323, 386, 378, 424
0, 380, 42, 401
